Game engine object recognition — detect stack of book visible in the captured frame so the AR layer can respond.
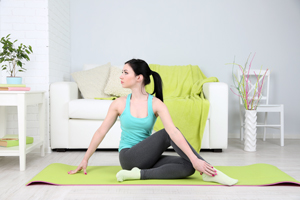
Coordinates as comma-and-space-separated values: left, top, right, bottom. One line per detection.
0, 135, 34, 147
0, 84, 31, 91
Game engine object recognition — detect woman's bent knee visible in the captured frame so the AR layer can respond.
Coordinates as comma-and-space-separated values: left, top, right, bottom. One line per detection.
184, 162, 196, 177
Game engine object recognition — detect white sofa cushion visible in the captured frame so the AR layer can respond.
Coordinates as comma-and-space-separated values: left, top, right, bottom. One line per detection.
69, 99, 114, 120
71, 63, 112, 99
104, 66, 131, 97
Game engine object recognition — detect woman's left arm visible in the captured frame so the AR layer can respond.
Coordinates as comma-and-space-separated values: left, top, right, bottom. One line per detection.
154, 99, 216, 176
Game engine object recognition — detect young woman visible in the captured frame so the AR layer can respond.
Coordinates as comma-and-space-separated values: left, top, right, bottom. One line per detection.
68, 59, 238, 186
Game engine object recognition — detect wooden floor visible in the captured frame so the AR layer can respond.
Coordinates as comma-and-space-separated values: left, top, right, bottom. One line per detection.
0, 138, 300, 200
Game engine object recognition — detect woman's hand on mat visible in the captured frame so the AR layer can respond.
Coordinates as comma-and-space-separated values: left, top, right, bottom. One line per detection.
68, 160, 88, 175
193, 159, 217, 177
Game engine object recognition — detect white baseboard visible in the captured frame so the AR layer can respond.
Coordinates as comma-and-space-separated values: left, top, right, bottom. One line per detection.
31, 147, 52, 154
229, 133, 300, 139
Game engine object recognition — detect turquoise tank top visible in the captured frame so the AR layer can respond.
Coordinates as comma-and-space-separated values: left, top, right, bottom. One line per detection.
119, 93, 157, 152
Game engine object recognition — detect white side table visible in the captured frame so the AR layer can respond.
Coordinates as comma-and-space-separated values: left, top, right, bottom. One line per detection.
0, 91, 45, 171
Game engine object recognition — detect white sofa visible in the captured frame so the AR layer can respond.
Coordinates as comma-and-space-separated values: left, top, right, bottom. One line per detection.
50, 80, 228, 151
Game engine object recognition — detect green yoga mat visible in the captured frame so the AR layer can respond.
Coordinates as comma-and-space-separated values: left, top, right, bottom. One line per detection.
26, 163, 300, 186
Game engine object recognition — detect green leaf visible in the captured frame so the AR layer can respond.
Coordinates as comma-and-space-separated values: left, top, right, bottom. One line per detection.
24, 54, 30, 60
17, 60, 22, 67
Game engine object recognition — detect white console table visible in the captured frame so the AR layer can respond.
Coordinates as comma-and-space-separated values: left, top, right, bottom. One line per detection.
0, 91, 45, 171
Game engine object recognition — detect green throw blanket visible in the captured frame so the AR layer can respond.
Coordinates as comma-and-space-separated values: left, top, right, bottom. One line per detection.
145, 64, 218, 152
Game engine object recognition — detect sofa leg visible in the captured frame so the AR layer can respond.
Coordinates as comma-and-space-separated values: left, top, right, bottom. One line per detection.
212, 149, 222, 153
55, 148, 67, 152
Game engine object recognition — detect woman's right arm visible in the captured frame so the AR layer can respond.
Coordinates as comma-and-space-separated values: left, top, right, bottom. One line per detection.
68, 99, 120, 175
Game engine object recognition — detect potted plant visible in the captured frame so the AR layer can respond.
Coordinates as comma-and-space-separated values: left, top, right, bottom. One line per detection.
0, 34, 33, 84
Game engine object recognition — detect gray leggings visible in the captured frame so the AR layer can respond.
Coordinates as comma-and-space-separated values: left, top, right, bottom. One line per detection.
119, 128, 207, 180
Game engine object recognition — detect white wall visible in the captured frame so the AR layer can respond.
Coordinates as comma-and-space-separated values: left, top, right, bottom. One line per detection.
70, 0, 300, 138
49, 0, 71, 84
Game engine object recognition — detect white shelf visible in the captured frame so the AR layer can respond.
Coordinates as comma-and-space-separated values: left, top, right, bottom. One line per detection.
0, 140, 43, 156
0, 91, 46, 171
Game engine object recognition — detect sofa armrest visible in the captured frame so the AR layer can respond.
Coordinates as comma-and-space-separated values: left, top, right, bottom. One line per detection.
203, 82, 228, 149
50, 82, 78, 149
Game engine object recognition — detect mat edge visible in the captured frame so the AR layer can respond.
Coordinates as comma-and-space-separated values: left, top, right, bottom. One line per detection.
26, 181, 300, 187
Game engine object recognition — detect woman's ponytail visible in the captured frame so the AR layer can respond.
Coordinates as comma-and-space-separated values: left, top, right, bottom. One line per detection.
151, 70, 163, 102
